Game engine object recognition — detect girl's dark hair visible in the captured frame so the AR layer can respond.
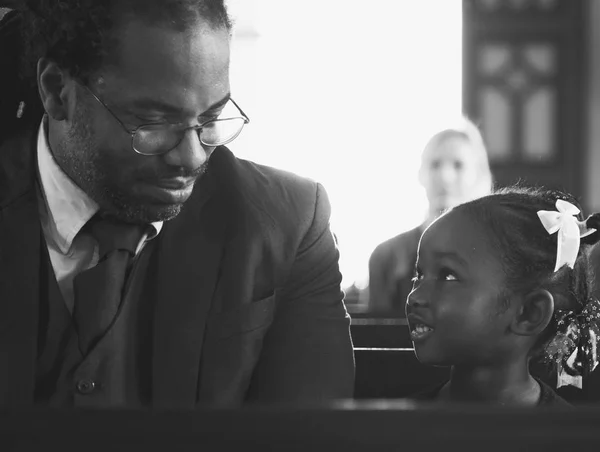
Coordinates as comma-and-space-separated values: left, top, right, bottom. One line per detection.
456, 186, 600, 354
0, 0, 232, 144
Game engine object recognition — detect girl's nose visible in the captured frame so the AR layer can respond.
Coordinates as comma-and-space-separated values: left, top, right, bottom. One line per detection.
406, 287, 428, 309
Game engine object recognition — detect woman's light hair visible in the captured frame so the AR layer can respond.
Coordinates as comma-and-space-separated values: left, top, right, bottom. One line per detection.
419, 116, 493, 201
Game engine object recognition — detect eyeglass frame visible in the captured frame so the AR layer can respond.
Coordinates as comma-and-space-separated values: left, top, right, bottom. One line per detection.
77, 81, 250, 156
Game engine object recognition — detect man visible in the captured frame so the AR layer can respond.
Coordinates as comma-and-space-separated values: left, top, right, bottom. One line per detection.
0, 1, 354, 408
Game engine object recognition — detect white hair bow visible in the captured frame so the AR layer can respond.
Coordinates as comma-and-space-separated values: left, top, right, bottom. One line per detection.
537, 199, 596, 272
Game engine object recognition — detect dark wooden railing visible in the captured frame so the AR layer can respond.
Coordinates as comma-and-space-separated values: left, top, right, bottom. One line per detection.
2, 406, 599, 450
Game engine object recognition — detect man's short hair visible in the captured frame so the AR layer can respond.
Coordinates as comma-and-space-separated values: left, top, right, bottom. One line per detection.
20, 0, 232, 83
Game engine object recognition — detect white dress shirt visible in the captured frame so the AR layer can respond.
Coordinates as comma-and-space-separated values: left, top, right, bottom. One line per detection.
36, 117, 163, 313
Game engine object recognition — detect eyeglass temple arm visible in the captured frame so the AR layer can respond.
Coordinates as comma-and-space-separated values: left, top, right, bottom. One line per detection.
230, 97, 250, 123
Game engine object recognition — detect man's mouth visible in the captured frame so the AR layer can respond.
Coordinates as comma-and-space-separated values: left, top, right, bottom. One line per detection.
139, 179, 196, 204
154, 177, 196, 190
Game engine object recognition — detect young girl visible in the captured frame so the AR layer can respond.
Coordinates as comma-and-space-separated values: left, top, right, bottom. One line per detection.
407, 186, 600, 406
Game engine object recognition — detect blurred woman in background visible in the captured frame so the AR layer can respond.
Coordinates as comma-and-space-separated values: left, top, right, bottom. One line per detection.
368, 118, 493, 315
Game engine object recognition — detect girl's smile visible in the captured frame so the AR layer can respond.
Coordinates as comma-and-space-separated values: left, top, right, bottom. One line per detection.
407, 313, 435, 342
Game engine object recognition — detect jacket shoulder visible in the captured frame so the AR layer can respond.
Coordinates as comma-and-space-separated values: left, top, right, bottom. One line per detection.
221, 150, 324, 234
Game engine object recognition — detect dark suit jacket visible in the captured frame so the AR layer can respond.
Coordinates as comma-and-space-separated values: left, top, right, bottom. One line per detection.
0, 127, 355, 408
368, 225, 424, 314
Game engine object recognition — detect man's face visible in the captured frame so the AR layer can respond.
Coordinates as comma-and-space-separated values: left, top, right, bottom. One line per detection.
52, 18, 231, 223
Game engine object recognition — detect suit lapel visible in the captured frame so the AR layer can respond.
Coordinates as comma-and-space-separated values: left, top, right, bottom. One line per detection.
0, 130, 41, 406
151, 155, 235, 408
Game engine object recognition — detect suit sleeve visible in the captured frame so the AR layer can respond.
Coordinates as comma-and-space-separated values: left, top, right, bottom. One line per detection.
245, 182, 355, 403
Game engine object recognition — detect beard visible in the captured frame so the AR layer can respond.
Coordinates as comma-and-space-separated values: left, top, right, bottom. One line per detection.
52, 99, 207, 224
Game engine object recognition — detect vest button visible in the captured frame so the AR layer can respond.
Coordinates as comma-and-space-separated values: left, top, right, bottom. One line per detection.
76, 379, 96, 394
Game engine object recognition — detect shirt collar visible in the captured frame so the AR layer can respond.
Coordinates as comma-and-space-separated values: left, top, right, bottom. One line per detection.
36, 117, 163, 254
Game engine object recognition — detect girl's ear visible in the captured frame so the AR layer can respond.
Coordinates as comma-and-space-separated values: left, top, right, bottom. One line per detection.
510, 289, 554, 336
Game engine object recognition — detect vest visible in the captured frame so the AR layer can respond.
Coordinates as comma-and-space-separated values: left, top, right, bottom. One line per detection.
34, 237, 158, 407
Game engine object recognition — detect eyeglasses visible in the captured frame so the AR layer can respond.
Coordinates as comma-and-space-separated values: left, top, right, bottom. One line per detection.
80, 84, 250, 156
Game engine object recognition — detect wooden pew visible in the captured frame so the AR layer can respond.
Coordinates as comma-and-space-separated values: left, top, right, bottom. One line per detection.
354, 347, 449, 398
350, 317, 412, 348
1, 406, 597, 451
351, 316, 448, 398
351, 318, 600, 404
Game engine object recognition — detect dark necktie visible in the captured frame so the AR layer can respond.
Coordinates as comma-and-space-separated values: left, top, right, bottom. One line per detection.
73, 215, 146, 354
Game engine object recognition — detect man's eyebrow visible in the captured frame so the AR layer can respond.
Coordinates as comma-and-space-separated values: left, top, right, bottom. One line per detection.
129, 99, 184, 114
432, 250, 469, 269
203, 94, 231, 112
129, 93, 231, 115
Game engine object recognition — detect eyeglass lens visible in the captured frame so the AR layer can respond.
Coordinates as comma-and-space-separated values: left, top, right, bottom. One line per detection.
133, 117, 247, 155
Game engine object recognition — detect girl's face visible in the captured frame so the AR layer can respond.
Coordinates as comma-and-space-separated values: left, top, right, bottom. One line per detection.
421, 136, 480, 213
406, 209, 514, 367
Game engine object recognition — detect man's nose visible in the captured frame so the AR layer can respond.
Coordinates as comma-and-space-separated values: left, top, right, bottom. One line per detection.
162, 129, 211, 170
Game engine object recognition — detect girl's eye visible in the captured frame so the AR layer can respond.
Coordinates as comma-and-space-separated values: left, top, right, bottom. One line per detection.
412, 267, 458, 285
440, 268, 458, 281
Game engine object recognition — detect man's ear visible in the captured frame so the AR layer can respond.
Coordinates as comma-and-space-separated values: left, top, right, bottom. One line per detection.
37, 58, 72, 121
510, 289, 554, 336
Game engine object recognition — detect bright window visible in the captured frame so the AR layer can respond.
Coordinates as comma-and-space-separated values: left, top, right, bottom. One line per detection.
226, 0, 463, 290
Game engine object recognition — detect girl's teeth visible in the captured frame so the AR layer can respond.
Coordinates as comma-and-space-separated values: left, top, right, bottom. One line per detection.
415, 324, 432, 333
